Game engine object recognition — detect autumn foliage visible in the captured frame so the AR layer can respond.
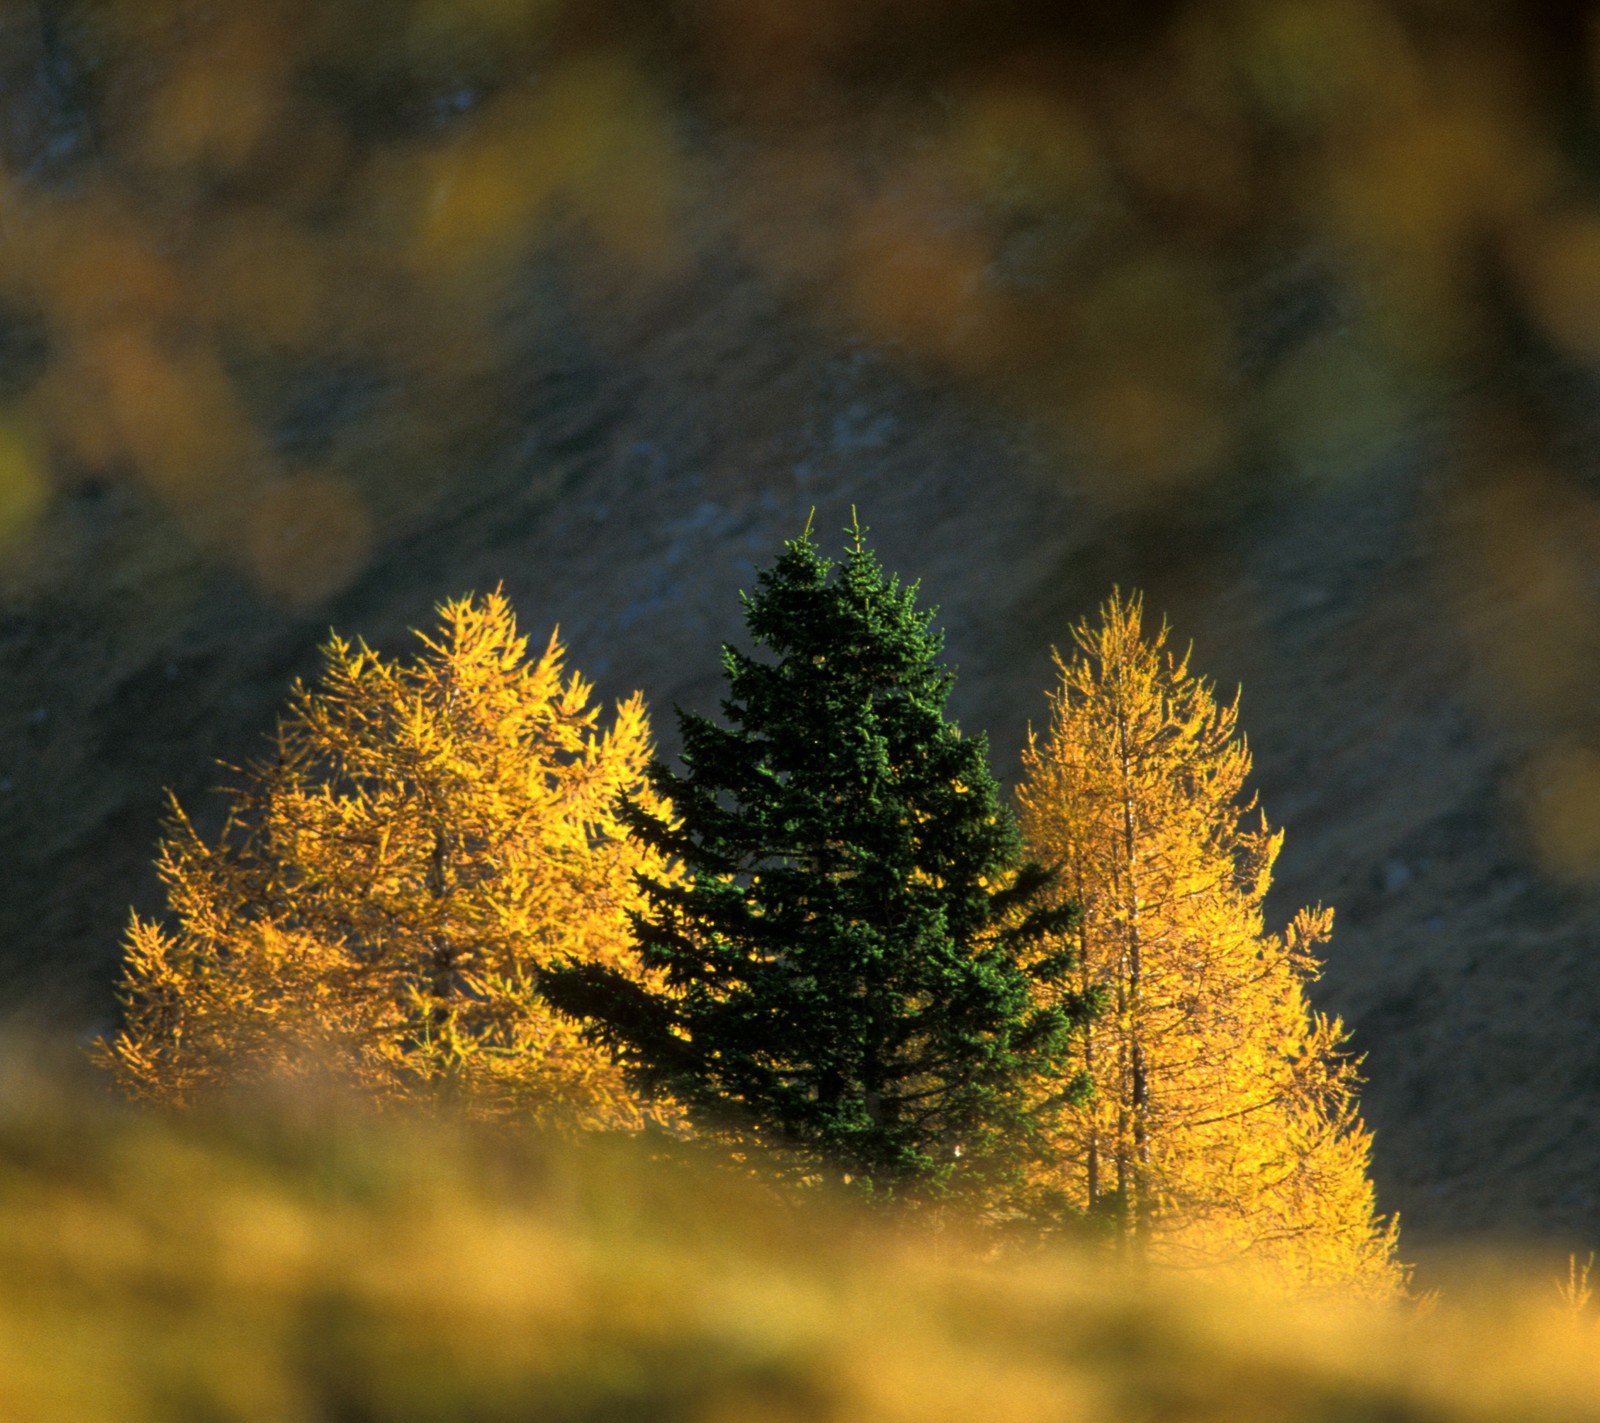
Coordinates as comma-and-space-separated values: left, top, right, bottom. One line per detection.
100, 570, 1405, 1292
2, 1069, 1593, 1423
97, 591, 672, 1130
1016, 592, 1403, 1295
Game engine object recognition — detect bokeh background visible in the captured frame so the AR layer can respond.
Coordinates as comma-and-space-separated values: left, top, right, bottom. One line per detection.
3, 0, 1600, 1258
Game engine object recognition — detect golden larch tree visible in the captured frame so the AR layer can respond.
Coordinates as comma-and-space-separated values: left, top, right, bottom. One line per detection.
98, 590, 675, 1131
1016, 591, 1403, 1296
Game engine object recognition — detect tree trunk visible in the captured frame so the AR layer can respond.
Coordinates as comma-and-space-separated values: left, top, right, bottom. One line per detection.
1114, 678, 1151, 1248
1081, 919, 1101, 1211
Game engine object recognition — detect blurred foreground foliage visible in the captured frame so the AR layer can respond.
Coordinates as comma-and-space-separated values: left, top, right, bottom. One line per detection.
0, 1053, 1598, 1423
8, 0, 1600, 874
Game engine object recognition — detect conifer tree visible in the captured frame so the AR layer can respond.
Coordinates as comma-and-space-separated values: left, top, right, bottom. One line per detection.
98, 591, 675, 1131
1015, 591, 1404, 1295
542, 519, 1087, 1200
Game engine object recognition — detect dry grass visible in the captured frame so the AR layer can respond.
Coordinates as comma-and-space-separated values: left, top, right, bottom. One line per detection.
1, 1055, 1597, 1423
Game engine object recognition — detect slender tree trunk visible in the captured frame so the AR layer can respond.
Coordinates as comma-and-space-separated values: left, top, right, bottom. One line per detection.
426, 829, 454, 1036
1114, 676, 1151, 1248
1114, 979, 1131, 1239
1080, 919, 1100, 1211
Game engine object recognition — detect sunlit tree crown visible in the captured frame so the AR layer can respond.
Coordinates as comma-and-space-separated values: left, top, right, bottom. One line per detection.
1017, 590, 1404, 1296
99, 589, 674, 1130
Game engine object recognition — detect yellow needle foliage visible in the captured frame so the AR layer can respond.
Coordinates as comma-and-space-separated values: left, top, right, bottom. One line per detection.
1016, 592, 1403, 1297
97, 591, 674, 1131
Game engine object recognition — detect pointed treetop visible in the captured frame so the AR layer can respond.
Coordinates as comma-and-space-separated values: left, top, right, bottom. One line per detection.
540, 515, 1088, 1200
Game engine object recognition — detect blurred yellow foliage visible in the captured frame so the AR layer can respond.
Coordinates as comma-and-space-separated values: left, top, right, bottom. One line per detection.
843, 181, 1000, 369
41, 220, 186, 337
406, 0, 560, 66
1325, 89, 1548, 364
545, 57, 683, 262
411, 56, 682, 288
1070, 374, 1232, 500
1241, 0, 1421, 134
413, 93, 567, 275
131, 14, 294, 179
97, 590, 677, 1130
951, 84, 1102, 215
197, 212, 333, 352
245, 472, 373, 610
1520, 743, 1600, 883
84, 327, 262, 516
2, 1066, 1599, 1422
695, 0, 864, 101
0, 8, 697, 609
0, 406, 49, 546
1507, 209, 1600, 363
1058, 250, 1234, 497
0, 0, 1594, 640
1018, 592, 1403, 1296
1447, 466, 1600, 727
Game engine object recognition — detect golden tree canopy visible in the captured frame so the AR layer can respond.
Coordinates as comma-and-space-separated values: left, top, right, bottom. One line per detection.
1016, 591, 1403, 1297
98, 590, 674, 1130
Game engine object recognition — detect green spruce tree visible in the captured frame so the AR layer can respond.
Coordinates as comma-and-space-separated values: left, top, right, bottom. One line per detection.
543, 517, 1087, 1200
